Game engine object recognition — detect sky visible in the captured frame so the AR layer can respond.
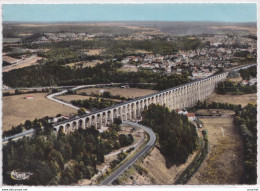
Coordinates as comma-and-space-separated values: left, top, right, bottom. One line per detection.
3, 4, 257, 23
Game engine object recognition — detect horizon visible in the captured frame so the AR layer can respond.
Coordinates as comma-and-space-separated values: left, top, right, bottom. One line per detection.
3, 20, 257, 24
3, 4, 257, 23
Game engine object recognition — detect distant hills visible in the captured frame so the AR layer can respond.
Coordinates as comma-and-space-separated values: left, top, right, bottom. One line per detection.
3, 21, 257, 38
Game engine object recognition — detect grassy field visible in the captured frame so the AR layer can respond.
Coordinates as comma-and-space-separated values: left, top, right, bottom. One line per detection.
77, 87, 157, 99
2, 93, 76, 131
207, 93, 256, 106
188, 117, 244, 184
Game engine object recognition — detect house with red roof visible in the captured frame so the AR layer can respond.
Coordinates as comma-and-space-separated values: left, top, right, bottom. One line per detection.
187, 113, 196, 122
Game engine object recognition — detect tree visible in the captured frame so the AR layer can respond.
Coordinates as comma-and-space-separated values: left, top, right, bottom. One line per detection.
33, 119, 42, 135
24, 120, 32, 130
67, 89, 75, 94
43, 122, 52, 135
103, 91, 111, 98
119, 134, 134, 147
56, 114, 62, 117
77, 108, 86, 116
113, 117, 122, 125
14, 89, 21, 95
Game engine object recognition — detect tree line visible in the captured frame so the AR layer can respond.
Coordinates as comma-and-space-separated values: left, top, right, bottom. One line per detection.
3, 89, 49, 97
234, 104, 257, 184
3, 60, 190, 90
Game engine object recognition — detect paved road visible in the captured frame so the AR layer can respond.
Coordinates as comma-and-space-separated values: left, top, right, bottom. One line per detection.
2, 129, 35, 143
99, 121, 156, 185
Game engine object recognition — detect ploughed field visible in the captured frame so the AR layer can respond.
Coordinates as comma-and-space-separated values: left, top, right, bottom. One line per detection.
2, 93, 76, 131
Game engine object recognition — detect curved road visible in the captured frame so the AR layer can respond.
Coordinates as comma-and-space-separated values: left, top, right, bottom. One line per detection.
3, 83, 155, 143
99, 121, 156, 185
46, 85, 97, 111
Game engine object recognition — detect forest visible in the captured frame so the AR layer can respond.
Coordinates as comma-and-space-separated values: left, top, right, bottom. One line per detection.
3, 60, 190, 90
141, 104, 198, 166
3, 120, 134, 185
22, 37, 202, 55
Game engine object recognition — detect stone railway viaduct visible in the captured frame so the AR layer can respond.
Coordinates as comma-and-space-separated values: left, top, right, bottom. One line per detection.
53, 64, 256, 133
